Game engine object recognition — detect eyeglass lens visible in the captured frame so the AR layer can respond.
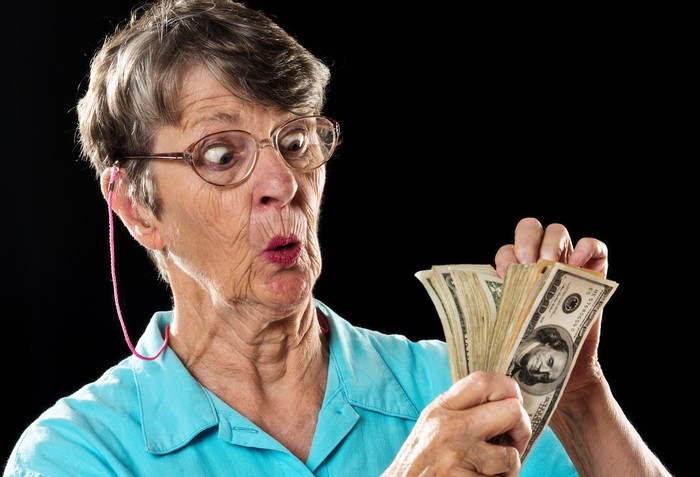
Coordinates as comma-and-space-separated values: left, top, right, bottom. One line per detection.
190, 116, 337, 186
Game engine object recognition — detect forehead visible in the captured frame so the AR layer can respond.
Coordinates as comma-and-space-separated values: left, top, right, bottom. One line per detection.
151, 67, 292, 152
176, 67, 249, 127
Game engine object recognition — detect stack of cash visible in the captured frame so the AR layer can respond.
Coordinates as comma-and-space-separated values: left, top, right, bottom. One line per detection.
415, 260, 618, 461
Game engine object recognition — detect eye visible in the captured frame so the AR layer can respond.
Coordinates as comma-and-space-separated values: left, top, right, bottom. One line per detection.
278, 129, 308, 157
202, 145, 236, 166
195, 134, 251, 172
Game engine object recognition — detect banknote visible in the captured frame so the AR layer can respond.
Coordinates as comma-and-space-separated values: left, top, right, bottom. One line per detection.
503, 261, 618, 459
415, 260, 618, 462
415, 264, 502, 380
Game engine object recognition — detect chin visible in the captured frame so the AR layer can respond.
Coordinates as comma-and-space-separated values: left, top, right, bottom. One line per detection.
263, 271, 312, 306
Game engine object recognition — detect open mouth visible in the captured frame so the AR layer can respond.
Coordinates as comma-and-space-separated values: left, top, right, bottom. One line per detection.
264, 235, 302, 265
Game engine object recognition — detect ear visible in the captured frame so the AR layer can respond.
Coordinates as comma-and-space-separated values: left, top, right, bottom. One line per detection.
100, 167, 165, 251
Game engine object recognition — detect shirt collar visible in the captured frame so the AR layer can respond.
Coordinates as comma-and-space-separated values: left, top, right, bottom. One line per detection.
132, 311, 219, 454
317, 300, 420, 420
132, 303, 420, 455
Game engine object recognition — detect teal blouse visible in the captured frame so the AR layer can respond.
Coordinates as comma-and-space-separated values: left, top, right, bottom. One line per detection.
4, 300, 576, 476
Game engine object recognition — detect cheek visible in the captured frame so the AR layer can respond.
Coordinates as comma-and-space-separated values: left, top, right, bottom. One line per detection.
305, 218, 322, 275
298, 173, 325, 275
161, 189, 252, 263
298, 169, 326, 221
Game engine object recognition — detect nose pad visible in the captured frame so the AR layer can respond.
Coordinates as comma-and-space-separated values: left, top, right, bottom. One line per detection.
259, 138, 275, 153
259, 138, 287, 166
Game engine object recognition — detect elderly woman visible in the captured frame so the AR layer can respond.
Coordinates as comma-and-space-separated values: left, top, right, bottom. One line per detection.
4, 1, 670, 476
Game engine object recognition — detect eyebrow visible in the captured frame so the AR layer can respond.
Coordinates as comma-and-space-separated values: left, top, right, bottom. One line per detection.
179, 110, 243, 135
195, 111, 244, 129
185, 110, 297, 137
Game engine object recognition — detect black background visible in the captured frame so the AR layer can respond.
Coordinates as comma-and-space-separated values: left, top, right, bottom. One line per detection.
3, 1, 695, 475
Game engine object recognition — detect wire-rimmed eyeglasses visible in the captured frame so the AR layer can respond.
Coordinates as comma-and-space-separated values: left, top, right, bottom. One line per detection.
119, 115, 340, 186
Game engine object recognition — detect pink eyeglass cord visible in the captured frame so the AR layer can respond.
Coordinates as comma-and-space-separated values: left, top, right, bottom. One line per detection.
108, 165, 170, 360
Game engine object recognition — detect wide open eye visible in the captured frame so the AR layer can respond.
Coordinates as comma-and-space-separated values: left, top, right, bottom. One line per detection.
194, 132, 253, 172
204, 145, 238, 167
186, 131, 256, 185
278, 128, 309, 160
277, 117, 338, 170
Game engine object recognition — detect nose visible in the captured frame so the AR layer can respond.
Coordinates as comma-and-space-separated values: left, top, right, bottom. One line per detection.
249, 140, 297, 207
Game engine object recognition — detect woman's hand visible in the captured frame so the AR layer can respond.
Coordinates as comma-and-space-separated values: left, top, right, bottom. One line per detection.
493, 217, 609, 394
494, 217, 608, 278
383, 371, 531, 477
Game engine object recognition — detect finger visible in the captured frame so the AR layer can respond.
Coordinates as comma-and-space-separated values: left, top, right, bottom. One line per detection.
538, 223, 573, 263
463, 440, 524, 477
428, 396, 530, 474
439, 371, 523, 411
570, 237, 609, 275
512, 217, 544, 264
494, 244, 516, 278
464, 397, 532, 454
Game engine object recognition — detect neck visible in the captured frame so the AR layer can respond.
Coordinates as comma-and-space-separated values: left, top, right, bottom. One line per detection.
168, 297, 329, 461
169, 295, 325, 385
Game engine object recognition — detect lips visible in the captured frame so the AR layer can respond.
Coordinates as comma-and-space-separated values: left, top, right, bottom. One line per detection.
264, 235, 302, 265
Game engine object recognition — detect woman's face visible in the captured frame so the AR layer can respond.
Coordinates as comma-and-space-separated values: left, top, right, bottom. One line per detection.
145, 67, 325, 312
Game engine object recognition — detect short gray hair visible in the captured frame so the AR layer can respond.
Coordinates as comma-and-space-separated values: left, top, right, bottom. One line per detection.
77, 0, 331, 209
76, 0, 331, 279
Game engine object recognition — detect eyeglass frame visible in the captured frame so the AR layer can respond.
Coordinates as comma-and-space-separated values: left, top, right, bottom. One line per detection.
118, 115, 340, 187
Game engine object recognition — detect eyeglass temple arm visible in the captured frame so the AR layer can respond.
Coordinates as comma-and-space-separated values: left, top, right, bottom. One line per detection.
120, 154, 186, 161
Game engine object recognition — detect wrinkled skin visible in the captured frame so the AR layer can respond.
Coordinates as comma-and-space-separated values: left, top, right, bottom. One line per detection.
106, 70, 671, 474
104, 66, 329, 460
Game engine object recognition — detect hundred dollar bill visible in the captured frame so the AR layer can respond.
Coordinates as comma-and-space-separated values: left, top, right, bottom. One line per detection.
416, 260, 618, 463
503, 261, 618, 461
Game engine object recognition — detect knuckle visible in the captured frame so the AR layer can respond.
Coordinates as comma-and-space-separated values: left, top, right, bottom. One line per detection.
499, 444, 522, 471
466, 369, 491, 388
504, 396, 525, 418
439, 449, 466, 473
470, 444, 522, 475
